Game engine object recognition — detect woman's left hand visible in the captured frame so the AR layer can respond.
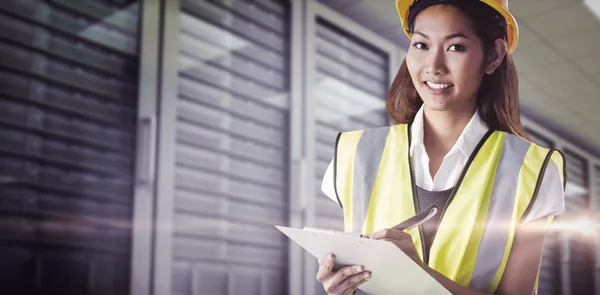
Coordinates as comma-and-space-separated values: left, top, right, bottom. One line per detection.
368, 229, 424, 266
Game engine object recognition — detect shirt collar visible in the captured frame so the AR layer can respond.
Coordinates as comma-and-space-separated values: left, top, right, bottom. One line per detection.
410, 105, 489, 158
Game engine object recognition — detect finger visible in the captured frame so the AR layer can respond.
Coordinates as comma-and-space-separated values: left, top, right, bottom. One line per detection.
340, 276, 371, 295
339, 272, 372, 295
324, 265, 365, 292
369, 228, 412, 240
325, 271, 369, 295
316, 254, 335, 282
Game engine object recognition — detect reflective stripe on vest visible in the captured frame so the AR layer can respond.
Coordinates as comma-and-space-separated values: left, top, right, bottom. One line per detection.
333, 124, 566, 293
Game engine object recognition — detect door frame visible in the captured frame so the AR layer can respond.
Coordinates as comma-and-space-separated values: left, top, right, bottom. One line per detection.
130, 0, 180, 294
288, 2, 404, 294
129, 0, 161, 294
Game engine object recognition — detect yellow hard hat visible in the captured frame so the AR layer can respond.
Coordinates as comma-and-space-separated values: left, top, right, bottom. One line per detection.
396, 0, 519, 53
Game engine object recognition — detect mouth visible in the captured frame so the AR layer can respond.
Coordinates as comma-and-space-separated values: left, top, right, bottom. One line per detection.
424, 81, 454, 90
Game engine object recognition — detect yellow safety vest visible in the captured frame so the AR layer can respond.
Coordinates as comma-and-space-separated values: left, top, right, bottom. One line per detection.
333, 124, 566, 294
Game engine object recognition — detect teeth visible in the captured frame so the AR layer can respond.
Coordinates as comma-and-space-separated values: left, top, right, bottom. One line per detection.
426, 81, 452, 89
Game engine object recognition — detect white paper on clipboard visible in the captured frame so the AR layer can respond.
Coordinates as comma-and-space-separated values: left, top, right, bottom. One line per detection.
275, 225, 452, 295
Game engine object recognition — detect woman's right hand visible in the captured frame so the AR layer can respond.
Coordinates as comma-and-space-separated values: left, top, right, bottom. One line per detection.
316, 254, 372, 295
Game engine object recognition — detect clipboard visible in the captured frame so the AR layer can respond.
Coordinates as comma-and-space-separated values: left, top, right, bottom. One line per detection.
276, 225, 452, 295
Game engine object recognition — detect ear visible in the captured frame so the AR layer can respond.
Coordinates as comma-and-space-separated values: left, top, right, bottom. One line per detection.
485, 39, 507, 75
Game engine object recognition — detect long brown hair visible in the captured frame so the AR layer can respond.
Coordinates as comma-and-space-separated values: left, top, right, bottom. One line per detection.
386, 1, 530, 140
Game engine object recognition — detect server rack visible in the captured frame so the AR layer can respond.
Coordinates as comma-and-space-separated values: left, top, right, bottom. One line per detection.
564, 150, 594, 295
164, 0, 292, 294
0, 0, 140, 294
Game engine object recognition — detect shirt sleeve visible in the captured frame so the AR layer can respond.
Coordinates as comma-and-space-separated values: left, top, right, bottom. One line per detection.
321, 159, 339, 205
522, 160, 566, 223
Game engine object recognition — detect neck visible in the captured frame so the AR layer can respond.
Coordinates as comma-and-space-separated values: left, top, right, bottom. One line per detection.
422, 105, 476, 153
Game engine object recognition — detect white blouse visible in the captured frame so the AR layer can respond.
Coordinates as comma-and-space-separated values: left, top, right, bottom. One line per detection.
320, 106, 565, 223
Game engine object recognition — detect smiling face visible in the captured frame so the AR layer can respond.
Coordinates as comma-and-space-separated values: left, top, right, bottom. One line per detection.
406, 4, 487, 113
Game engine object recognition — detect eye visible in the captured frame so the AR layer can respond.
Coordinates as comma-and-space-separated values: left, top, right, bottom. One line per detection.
448, 44, 466, 52
412, 42, 428, 50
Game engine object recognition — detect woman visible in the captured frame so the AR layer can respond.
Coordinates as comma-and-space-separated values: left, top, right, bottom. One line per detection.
316, 0, 566, 294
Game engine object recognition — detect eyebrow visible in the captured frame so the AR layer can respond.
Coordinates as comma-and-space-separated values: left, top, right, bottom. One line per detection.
413, 31, 469, 40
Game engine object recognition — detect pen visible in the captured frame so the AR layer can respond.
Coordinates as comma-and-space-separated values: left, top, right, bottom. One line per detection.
361, 204, 438, 238
302, 205, 438, 239
393, 204, 438, 231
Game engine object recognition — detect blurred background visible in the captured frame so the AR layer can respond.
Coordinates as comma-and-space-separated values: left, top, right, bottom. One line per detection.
0, 0, 598, 294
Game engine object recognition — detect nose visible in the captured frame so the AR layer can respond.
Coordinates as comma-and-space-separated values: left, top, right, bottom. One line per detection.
425, 48, 447, 75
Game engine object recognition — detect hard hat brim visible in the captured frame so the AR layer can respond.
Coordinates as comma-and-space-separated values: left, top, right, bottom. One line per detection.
395, 0, 519, 53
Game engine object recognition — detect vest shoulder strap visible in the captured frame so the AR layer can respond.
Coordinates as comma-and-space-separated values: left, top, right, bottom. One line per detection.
333, 124, 409, 210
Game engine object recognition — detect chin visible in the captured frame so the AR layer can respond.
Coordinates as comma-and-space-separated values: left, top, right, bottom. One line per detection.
419, 95, 454, 111
422, 97, 475, 113
422, 102, 452, 112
